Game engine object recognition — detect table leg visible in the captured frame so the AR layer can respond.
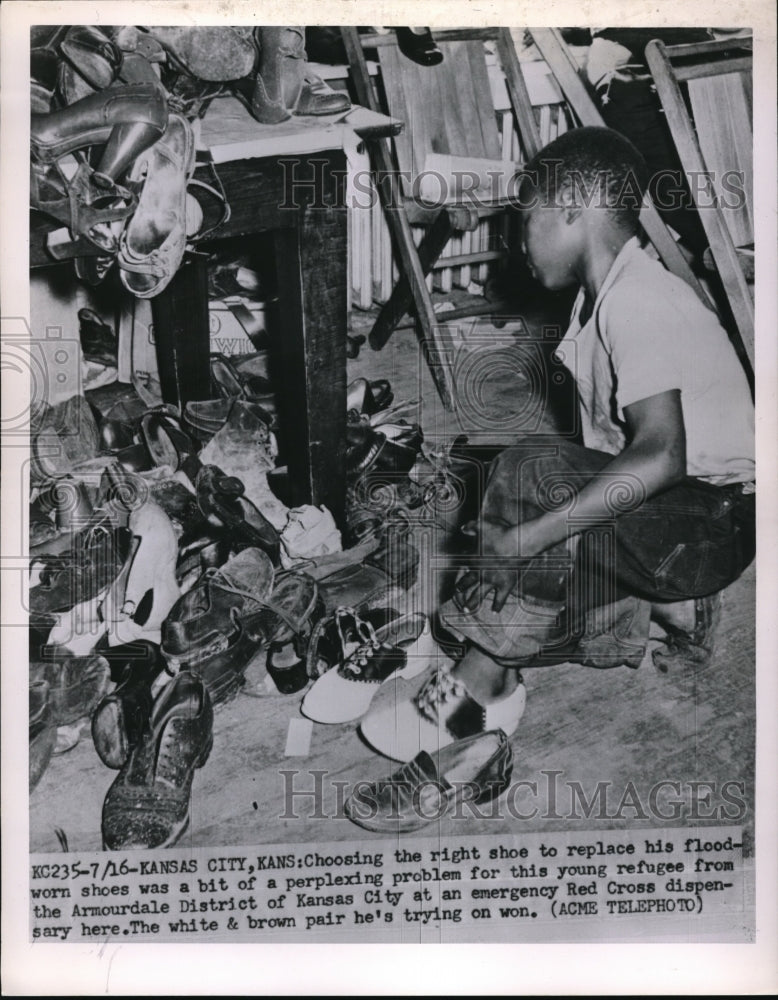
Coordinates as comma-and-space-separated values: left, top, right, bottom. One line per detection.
150, 250, 211, 411
272, 207, 347, 526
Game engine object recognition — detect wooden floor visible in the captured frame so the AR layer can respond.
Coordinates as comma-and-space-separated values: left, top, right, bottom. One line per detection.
30, 307, 756, 855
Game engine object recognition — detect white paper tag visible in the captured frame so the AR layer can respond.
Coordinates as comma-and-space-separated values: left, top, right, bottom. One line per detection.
284, 717, 313, 757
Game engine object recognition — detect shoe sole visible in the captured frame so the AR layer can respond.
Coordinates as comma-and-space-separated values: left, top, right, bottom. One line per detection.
101, 734, 213, 850
91, 699, 129, 769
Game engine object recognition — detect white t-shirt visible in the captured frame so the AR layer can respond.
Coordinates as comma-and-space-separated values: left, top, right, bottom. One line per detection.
556, 237, 755, 485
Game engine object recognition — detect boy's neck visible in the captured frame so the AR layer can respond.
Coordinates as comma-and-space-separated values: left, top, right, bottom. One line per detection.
577, 227, 633, 305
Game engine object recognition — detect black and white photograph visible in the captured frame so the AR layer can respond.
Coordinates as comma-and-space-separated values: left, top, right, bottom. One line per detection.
2, 0, 777, 994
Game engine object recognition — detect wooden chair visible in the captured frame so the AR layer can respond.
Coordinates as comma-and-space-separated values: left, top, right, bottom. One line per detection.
341, 28, 542, 409
645, 36, 754, 370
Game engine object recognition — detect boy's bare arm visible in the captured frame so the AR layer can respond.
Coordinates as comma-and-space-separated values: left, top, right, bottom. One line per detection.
458, 389, 686, 613
515, 388, 686, 554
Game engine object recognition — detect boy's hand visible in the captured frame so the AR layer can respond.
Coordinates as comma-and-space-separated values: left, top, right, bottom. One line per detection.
454, 517, 551, 613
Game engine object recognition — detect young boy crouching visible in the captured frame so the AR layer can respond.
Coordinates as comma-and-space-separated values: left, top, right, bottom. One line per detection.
362, 126, 755, 762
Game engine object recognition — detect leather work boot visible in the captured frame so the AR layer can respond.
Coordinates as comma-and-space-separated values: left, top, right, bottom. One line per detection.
161, 547, 275, 704
251, 27, 305, 124
251, 27, 350, 122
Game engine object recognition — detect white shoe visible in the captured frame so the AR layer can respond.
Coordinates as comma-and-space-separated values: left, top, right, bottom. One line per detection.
360, 665, 526, 761
301, 612, 434, 724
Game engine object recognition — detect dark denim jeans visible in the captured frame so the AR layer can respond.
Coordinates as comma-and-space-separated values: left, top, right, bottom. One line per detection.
439, 439, 755, 666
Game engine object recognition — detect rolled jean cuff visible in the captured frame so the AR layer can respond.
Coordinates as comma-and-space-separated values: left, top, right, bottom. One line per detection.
438, 590, 564, 664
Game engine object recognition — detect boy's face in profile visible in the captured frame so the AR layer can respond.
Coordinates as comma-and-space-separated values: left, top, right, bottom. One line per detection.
520, 185, 580, 291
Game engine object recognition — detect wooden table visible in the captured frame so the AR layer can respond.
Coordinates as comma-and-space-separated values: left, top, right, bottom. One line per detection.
31, 98, 401, 525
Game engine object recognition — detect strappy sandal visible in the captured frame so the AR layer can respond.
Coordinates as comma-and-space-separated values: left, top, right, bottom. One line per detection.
118, 111, 196, 298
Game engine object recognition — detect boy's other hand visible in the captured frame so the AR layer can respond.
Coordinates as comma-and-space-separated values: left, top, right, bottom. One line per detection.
454, 518, 551, 613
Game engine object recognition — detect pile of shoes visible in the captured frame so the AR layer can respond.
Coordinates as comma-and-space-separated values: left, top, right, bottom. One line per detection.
30, 25, 350, 295
344, 377, 427, 545
29, 360, 431, 849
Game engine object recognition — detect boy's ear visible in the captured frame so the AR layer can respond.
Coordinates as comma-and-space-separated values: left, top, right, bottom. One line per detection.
563, 203, 583, 225
558, 182, 583, 224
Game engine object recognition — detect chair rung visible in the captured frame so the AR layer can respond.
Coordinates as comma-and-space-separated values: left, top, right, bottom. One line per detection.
661, 36, 752, 61
358, 28, 500, 48
431, 249, 506, 269
404, 201, 510, 227
674, 56, 752, 82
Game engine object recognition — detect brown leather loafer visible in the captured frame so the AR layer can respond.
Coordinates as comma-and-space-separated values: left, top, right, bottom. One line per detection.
345, 730, 513, 833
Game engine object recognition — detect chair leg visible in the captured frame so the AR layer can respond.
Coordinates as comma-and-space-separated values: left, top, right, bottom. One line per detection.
370, 208, 456, 350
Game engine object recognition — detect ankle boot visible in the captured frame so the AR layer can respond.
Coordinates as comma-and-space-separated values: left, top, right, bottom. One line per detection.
251, 26, 305, 124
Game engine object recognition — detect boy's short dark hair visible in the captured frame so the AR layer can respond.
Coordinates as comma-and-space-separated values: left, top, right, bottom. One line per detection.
517, 126, 649, 231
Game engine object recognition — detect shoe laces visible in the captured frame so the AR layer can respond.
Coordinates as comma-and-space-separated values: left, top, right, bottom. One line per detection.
415, 667, 466, 723
206, 566, 263, 605
337, 608, 380, 674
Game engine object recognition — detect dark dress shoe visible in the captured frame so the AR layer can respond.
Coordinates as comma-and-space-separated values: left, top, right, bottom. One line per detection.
294, 72, 351, 116
395, 27, 443, 67
196, 464, 281, 565
161, 547, 275, 704
183, 355, 277, 439
30, 680, 56, 791
91, 640, 164, 768
98, 417, 135, 454
102, 671, 214, 850
345, 731, 513, 833
184, 397, 277, 439
265, 640, 310, 694
30, 651, 112, 726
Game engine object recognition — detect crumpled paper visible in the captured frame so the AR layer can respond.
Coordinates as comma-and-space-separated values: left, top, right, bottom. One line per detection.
279, 504, 342, 568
